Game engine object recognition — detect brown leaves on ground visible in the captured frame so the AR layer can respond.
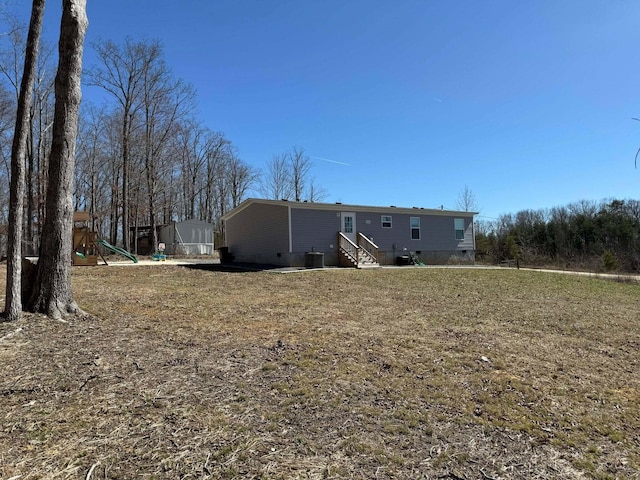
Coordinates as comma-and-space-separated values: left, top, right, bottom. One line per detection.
0, 265, 639, 479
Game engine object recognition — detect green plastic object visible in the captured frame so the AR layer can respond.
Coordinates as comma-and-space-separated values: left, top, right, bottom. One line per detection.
97, 239, 138, 263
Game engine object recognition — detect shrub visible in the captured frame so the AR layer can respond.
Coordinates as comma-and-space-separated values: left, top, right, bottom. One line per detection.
602, 250, 618, 271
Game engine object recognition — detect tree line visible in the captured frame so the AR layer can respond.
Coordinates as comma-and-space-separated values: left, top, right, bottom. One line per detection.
476, 198, 640, 273
0, 24, 325, 256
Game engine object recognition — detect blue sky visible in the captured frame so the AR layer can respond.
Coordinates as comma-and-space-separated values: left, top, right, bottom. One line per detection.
6, 0, 640, 221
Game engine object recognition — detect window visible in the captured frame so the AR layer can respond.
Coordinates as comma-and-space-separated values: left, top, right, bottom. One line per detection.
454, 218, 465, 240
410, 217, 420, 240
343, 216, 353, 233
381, 215, 392, 228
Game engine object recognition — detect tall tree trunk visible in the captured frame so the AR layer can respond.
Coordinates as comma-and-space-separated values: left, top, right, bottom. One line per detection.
27, 0, 88, 319
110, 164, 120, 245
26, 127, 35, 254
147, 172, 158, 253
3, 0, 45, 322
121, 115, 130, 251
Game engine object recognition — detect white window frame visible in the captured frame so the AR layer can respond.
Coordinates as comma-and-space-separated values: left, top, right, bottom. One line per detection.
454, 218, 465, 240
410, 217, 420, 240
381, 215, 392, 228
343, 215, 354, 233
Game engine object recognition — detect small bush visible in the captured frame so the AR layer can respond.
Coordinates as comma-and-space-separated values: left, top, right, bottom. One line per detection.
602, 250, 618, 271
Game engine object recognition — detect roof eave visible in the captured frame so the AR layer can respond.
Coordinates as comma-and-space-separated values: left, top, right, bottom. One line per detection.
222, 198, 477, 221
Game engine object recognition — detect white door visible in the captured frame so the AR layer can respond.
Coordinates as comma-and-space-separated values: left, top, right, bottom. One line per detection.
341, 212, 357, 243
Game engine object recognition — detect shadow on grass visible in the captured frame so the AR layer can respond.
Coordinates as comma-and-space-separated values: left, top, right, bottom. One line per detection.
181, 262, 305, 273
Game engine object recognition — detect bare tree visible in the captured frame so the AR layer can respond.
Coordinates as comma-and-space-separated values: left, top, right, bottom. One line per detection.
200, 130, 232, 223
456, 184, 479, 212
139, 51, 195, 251
258, 146, 324, 202
74, 105, 111, 235
87, 39, 195, 251
258, 152, 292, 200
227, 154, 256, 209
0, 12, 58, 257
289, 146, 312, 202
86, 38, 150, 251
0, 85, 14, 231
3, 0, 45, 322
27, 42, 55, 254
175, 120, 209, 219
27, 0, 88, 319
0, 13, 27, 103
307, 178, 328, 202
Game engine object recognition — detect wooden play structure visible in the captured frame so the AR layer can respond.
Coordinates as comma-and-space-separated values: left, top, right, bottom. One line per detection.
72, 211, 138, 265
72, 212, 105, 266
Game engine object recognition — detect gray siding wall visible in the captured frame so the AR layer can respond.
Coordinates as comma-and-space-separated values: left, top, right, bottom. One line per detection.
354, 211, 474, 252
288, 207, 474, 266
224, 203, 289, 263
224, 201, 475, 266
289, 209, 473, 253
290, 208, 341, 253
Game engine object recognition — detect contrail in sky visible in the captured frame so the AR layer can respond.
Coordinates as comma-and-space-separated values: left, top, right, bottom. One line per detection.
310, 156, 351, 166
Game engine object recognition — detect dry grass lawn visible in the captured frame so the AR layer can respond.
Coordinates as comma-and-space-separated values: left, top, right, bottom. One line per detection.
0, 264, 639, 479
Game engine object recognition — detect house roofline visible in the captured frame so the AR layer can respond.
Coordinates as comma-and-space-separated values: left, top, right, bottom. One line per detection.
221, 198, 478, 222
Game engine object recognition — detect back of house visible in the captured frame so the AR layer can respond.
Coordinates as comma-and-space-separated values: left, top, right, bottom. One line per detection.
221, 199, 476, 267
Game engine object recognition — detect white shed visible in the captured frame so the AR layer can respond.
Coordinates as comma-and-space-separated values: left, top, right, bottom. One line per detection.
158, 220, 215, 255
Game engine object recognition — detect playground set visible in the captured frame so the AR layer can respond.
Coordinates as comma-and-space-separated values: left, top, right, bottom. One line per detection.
72, 212, 139, 265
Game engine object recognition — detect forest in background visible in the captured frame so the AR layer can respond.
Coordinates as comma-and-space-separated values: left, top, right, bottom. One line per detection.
476, 198, 640, 273
0, 24, 253, 255
1, 14, 638, 272
0, 16, 324, 256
